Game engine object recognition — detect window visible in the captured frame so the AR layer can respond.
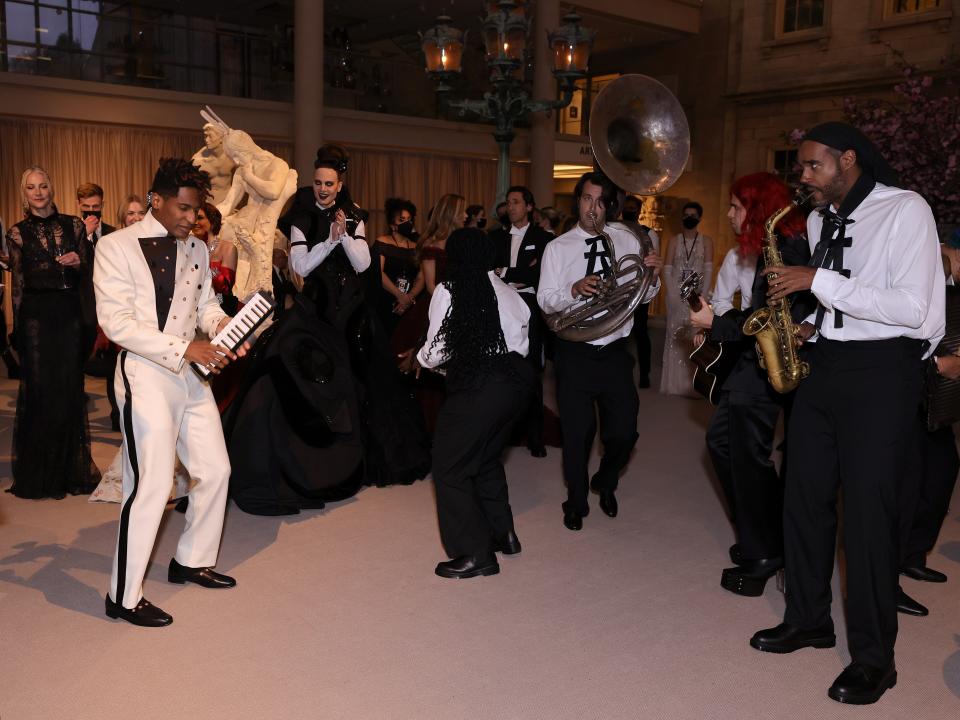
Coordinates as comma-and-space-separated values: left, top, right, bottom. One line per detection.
887, 0, 941, 14
0, 0, 292, 100
779, 0, 826, 33
772, 148, 802, 187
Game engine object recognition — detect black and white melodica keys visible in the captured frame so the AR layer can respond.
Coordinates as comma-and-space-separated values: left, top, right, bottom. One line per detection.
192, 292, 275, 378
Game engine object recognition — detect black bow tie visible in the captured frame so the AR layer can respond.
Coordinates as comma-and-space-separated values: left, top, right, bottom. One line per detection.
810, 208, 855, 330
584, 235, 611, 276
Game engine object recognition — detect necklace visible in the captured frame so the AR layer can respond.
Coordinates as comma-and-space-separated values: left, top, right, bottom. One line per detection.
679, 232, 699, 283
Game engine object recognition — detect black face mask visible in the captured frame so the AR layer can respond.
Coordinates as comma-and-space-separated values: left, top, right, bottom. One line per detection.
396, 220, 416, 238
682, 216, 700, 229
82, 210, 102, 220
621, 210, 639, 223
476, 218, 487, 229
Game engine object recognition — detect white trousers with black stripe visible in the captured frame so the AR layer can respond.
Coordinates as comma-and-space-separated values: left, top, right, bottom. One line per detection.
109, 351, 231, 609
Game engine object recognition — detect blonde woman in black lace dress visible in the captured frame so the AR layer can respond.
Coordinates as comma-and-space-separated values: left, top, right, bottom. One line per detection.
5, 166, 100, 499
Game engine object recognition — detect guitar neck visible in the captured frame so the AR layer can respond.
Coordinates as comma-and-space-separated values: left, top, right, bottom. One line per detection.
685, 289, 703, 312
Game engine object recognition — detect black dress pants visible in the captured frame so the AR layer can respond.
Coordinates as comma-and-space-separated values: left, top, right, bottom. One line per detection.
520, 293, 544, 448
632, 303, 651, 381
554, 338, 639, 515
706, 389, 783, 561
433, 356, 534, 558
900, 418, 958, 569
783, 338, 923, 669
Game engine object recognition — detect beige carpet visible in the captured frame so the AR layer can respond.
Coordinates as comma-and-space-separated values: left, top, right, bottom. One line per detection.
1, 334, 959, 719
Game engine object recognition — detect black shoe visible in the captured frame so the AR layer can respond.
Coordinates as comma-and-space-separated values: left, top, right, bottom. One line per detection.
105, 594, 172, 627
598, 490, 618, 518
896, 586, 928, 617
168, 558, 236, 588
435, 554, 500, 579
729, 544, 744, 566
493, 530, 522, 555
638, 374, 651, 389
901, 565, 947, 583
750, 622, 836, 654
721, 557, 783, 597
527, 444, 547, 458
828, 662, 896, 705
562, 502, 584, 531
173, 497, 189, 514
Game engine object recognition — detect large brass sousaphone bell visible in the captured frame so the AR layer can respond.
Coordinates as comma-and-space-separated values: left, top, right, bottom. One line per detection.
546, 74, 690, 342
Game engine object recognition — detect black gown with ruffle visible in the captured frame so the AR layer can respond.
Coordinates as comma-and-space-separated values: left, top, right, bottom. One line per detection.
225, 195, 430, 515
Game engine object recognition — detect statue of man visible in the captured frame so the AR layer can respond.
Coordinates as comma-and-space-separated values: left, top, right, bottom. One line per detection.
192, 124, 236, 205
216, 130, 297, 298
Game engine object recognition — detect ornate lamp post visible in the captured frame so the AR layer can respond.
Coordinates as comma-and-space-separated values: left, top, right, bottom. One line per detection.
421, 2, 595, 200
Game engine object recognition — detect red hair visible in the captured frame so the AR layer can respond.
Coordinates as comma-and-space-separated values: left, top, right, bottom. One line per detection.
730, 172, 807, 256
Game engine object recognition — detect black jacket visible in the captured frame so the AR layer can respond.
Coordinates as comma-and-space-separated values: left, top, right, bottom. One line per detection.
488, 223, 553, 291
709, 233, 816, 396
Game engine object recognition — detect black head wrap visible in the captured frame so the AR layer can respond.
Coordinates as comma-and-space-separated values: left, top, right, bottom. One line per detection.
804, 121, 901, 188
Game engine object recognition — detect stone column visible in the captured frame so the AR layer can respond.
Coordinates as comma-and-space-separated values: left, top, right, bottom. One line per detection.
294, 0, 324, 183
530, 0, 559, 208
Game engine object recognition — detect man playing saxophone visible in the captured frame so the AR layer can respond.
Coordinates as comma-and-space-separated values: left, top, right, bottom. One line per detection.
537, 171, 662, 531
689, 172, 814, 597
751, 122, 944, 705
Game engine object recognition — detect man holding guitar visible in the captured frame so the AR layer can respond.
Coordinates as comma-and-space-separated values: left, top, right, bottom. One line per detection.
689, 172, 813, 598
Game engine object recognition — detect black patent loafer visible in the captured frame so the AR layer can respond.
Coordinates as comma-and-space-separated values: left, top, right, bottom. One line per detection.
168, 558, 236, 588
896, 586, 928, 617
900, 565, 947, 583
105, 594, 172, 627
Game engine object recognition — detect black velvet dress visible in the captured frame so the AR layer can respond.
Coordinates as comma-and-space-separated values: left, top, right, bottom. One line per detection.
374, 239, 419, 338
5, 209, 100, 499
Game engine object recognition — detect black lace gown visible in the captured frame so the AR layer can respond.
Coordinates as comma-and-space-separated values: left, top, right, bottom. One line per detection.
5, 209, 100, 499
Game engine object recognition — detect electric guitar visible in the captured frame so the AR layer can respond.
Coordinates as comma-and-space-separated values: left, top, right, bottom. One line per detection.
679, 272, 736, 405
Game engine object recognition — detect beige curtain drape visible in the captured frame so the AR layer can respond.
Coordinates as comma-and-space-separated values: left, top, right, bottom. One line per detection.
0, 116, 528, 239
338, 146, 528, 240
1, 114, 529, 326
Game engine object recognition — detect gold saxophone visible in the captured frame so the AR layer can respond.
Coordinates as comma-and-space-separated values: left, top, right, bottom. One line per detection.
742, 191, 811, 393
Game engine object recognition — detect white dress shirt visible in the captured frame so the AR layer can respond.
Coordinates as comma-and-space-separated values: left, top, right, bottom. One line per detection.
537, 222, 660, 346
289, 203, 370, 277
805, 183, 945, 355
712, 247, 757, 316
509, 222, 528, 267
417, 271, 530, 368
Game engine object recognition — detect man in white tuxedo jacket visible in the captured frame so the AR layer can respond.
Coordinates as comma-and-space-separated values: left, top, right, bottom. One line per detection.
95, 158, 245, 628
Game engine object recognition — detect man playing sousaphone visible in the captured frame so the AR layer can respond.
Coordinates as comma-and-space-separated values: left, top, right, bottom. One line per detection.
537, 171, 662, 531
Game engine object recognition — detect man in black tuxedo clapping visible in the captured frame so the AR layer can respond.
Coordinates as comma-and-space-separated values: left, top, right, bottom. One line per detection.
489, 185, 553, 457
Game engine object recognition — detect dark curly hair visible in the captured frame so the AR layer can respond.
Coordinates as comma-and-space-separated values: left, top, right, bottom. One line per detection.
428, 227, 507, 386
151, 157, 211, 201
201, 202, 222, 235
384, 197, 416, 225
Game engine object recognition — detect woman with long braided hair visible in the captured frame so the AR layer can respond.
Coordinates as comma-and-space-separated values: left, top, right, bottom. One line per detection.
413, 227, 535, 579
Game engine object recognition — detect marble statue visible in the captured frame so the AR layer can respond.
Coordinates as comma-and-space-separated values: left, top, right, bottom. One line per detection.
191, 119, 236, 205
200, 107, 297, 299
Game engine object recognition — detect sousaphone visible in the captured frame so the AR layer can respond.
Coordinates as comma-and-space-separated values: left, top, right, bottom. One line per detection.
546, 74, 690, 341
